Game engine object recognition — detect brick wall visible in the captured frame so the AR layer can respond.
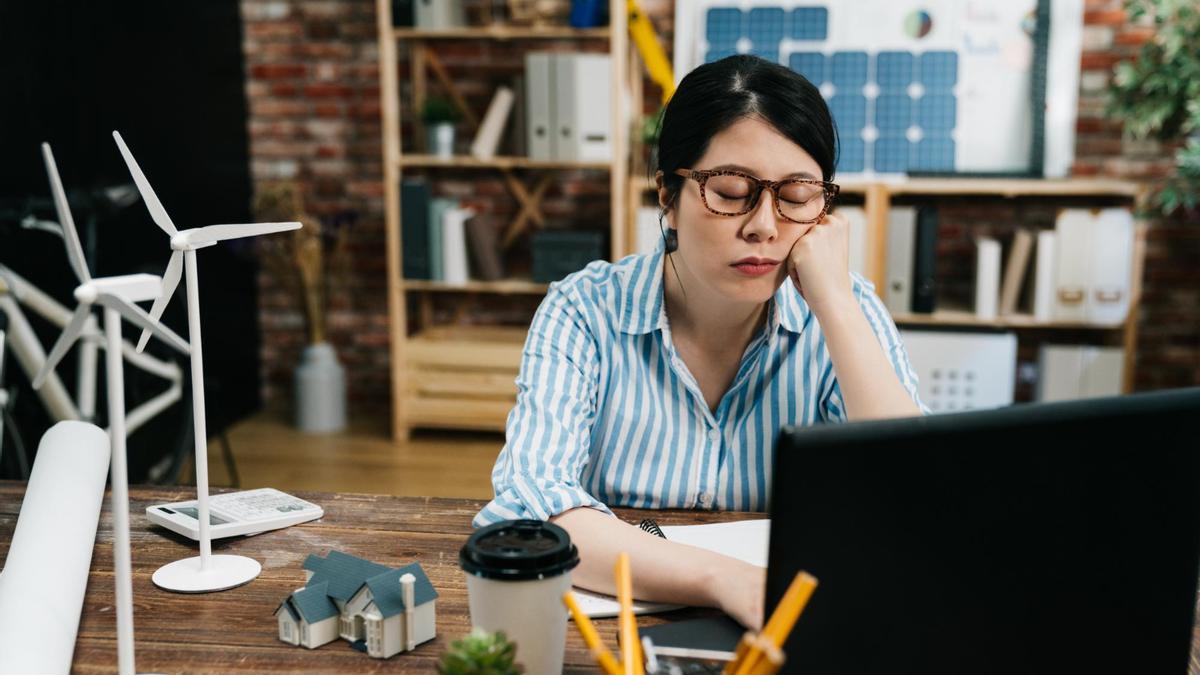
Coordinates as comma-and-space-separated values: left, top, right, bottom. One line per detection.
241, 0, 1198, 414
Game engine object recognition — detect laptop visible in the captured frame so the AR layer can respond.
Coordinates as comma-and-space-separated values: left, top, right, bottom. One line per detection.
767, 387, 1200, 675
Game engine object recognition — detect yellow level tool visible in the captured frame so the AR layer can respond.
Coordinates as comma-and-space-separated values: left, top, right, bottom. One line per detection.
627, 0, 674, 104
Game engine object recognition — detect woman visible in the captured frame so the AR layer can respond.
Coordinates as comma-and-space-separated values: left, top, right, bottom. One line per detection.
474, 55, 924, 629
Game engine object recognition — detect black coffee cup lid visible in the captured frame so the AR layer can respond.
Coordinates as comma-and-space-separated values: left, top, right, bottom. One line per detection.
460, 519, 580, 581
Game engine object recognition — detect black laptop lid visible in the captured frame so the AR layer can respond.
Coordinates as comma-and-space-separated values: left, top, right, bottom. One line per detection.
767, 388, 1200, 675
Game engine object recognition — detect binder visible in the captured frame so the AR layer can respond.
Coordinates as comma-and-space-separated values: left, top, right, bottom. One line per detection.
400, 179, 431, 280
999, 228, 1034, 316
884, 206, 916, 315
572, 54, 613, 162
974, 236, 1001, 320
553, 53, 579, 161
414, 0, 464, 29
838, 206, 870, 279
441, 206, 474, 285
1052, 209, 1092, 323
635, 206, 661, 255
1088, 208, 1134, 326
911, 206, 939, 314
470, 86, 515, 160
427, 197, 458, 281
1033, 229, 1057, 322
1038, 345, 1124, 401
525, 52, 555, 160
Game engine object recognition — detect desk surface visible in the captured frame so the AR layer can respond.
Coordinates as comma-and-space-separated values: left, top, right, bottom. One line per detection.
0, 481, 741, 673
2, 481, 1199, 674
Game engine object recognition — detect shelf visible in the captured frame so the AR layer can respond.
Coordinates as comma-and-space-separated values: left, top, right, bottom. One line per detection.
633, 176, 1142, 198
631, 176, 872, 194
394, 26, 611, 41
403, 278, 550, 294
892, 310, 1126, 331
884, 177, 1142, 198
401, 154, 611, 170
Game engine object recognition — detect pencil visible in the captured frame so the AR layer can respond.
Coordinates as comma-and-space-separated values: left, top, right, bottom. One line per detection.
615, 552, 645, 675
745, 637, 785, 675
724, 632, 761, 675
762, 571, 818, 648
563, 591, 623, 675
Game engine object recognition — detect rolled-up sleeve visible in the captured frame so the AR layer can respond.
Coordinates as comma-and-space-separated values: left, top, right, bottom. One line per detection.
820, 275, 928, 421
473, 285, 611, 527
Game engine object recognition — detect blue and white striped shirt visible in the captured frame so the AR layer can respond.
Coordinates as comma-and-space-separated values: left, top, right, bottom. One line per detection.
474, 248, 923, 526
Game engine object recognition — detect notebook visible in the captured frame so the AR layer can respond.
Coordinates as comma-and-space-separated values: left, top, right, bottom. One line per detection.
571, 519, 770, 618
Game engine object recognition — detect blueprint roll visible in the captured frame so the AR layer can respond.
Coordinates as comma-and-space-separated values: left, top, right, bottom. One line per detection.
0, 421, 110, 674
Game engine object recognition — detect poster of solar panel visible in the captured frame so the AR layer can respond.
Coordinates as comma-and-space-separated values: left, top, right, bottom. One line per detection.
673, 0, 1083, 178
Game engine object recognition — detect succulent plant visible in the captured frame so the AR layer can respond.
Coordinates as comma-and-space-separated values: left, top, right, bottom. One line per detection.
437, 628, 523, 675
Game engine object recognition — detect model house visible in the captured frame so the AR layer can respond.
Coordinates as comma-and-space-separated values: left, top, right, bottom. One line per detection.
275, 550, 437, 658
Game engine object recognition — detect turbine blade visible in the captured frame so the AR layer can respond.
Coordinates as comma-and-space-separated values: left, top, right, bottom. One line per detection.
111, 131, 178, 236
136, 250, 183, 353
186, 221, 301, 245
33, 303, 91, 389
97, 293, 190, 357
41, 143, 91, 283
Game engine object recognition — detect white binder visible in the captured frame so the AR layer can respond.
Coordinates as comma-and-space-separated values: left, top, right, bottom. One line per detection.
1033, 229, 1057, 322
441, 206, 474, 285
838, 206, 870, 279
414, 0, 465, 29
572, 54, 613, 162
525, 52, 555, 160
1052, 209, 1092, 323
1088, 208, 1134, 326
884, 206, 916, 315
554, 53, 578, 161
1038, 345, 1124, 401
635, 206, 661, 255
974, 236, 1001, 320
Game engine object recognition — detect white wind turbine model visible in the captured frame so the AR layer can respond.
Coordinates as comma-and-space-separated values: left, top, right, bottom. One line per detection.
113, 130, 301, 593
34, 142, 193, 675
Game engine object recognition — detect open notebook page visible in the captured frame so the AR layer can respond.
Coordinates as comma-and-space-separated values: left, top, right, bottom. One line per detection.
570, 519, 770, 618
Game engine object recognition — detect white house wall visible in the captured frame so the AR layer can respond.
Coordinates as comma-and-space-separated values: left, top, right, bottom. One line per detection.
302, 616, 339, 649
412, 603, 436, 648
277, 613, 299, 646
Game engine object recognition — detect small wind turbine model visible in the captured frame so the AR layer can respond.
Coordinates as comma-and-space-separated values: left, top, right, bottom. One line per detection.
33, 142, 192, 675
112, 130, 301, 593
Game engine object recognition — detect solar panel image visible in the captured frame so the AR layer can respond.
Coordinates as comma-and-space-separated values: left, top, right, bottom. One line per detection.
702, 5, 962, 175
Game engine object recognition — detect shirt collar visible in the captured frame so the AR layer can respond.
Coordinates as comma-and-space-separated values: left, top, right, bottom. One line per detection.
617, 248, 812, 336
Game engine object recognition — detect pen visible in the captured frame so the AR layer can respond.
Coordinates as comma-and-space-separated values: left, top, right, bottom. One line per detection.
563, 591, 623, 675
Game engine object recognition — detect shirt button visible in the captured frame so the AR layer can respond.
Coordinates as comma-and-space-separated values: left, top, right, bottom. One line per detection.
708, 429, 720, 441
697, 492, 713, 508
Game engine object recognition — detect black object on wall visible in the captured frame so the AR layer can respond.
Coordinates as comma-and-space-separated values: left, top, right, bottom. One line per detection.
0, 1, 261, 481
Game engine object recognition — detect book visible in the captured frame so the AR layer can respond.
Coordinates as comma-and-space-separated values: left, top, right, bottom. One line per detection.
427, 198, 458, 281
911, 206, 939, 314
974, 236, 1001, 320
506, 74, 527, 157
571, 519, 770, 618
470, 86, 515, 160
999, 228, 1035, 316
440, 206, 473, 285
465, 218, 505, 281
400, 179, 431, 280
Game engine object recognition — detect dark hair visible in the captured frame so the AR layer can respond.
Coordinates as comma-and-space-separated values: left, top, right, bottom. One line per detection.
655, 55, 838, 211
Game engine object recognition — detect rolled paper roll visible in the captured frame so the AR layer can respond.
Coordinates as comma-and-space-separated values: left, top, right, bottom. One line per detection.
0, 421, 110, 674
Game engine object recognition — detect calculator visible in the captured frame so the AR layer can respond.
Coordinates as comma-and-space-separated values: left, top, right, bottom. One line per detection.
146, 488, 324, 540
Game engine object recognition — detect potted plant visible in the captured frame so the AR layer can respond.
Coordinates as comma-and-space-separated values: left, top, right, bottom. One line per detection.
254, 182, 352, 433
422, 97, 461, 157
1107, 0, 1200, 215
438, 629, 523, 675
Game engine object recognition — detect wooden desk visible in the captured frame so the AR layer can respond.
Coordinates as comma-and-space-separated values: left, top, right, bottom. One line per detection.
3, 481, 1199, 673
0, 481, 740, 673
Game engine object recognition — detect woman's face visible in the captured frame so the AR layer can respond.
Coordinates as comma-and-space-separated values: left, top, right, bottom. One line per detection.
663, 115, 825, 305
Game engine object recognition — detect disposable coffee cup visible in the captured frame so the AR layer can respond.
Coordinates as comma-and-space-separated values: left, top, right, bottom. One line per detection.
460, 519, 581, 675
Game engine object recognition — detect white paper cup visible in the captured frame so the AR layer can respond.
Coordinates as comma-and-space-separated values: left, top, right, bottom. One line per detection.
460, 520, 581, 675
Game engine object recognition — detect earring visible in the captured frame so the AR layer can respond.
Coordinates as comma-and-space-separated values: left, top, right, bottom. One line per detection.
663, 228, 678, 253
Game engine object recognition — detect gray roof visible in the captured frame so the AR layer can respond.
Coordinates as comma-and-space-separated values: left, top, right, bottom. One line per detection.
289, 581, 339, 624
305, 550, 393, 601
362, 562, 438, 618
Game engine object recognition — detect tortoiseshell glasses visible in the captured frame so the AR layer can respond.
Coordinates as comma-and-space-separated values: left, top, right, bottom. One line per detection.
674, 168, 840, 224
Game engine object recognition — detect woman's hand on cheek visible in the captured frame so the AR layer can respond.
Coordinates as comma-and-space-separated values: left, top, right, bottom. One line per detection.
786, 212, 855, 315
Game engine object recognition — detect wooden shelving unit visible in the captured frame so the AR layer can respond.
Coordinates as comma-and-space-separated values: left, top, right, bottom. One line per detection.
376, 0, 629, 440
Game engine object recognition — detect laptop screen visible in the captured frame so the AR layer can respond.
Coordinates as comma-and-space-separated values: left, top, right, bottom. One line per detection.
767, 387, 1200, 675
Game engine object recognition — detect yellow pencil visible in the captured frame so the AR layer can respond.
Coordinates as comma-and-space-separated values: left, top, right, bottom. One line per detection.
615, 553, 645, 675
563, 591, 623, 675
745, 637, 785, 675
762, 571, 818, 648
725, 632, 763, 675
